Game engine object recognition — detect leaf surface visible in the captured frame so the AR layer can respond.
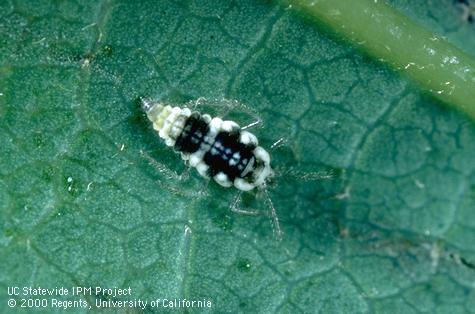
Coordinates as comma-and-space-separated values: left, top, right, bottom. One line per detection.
1, 0, 475, 313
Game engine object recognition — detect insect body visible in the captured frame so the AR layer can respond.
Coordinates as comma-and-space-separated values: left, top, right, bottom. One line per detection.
141, 98, 274, 191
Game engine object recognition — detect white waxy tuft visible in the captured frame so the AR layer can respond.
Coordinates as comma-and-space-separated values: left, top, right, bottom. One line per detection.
254, 147, 270, 164
254, 164, 272, 187
181, 108, 192, 116
209, 117, 223, 133
240, 131, 258, 146
196, 162, 209, 177
189, 154, 201, 167
214, 172, 233, 187
181, 153, 190, 161
221, 120, 239, 132
202, 114, 212, 123
159, 107, 181, 140
234, 178, 255, 191
252, 147, 272, 188
165, 138, 174, 146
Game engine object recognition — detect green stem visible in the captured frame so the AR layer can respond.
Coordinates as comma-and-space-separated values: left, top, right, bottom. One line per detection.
288, 0, 475, 120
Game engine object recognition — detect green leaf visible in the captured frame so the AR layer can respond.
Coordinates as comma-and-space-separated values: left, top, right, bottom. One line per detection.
1, 0, 475, 313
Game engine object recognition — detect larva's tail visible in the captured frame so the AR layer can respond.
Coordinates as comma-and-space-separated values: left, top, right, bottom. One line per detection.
139, 97, 155, 113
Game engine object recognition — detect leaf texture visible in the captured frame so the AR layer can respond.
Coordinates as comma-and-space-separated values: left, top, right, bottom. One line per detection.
1, 0, 475, 313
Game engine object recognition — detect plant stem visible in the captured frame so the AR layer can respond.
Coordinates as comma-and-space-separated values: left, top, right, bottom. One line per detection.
287, 0, 475, 120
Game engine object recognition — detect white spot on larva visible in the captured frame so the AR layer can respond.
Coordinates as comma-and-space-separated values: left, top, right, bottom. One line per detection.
196, 162, 209, 177
189, 154, 201, 167
254, 147, 270, 164
221, 120, 239, 131
240, 131, 258, 146
86, 182, 93, 191
214, 172, 232, 187
234, 178, 254, 191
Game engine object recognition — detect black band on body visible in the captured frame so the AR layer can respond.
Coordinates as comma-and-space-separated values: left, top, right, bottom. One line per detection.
174, 113, 209, 154
203, 130, 256, 181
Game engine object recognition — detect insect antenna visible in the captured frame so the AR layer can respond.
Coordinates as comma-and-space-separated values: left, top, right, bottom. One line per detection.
269, 137, 342, 182
274, 166, 341, 182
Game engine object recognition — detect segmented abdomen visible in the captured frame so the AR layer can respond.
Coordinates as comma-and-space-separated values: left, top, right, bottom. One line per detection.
142, 99, 273, 191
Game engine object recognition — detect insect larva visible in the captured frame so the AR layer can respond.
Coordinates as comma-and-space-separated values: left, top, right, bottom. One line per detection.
141, 97, 282, 238
141, 98, 274, 191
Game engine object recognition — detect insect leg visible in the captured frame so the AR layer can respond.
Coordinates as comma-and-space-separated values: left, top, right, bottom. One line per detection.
195, 178, 211, 197
220, 100, 264, 131
262, 187, 283, 241
229, 189, 284, 240
189, 98, 263, 129
140, 150, 189, 182
230, 191, 259, 216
